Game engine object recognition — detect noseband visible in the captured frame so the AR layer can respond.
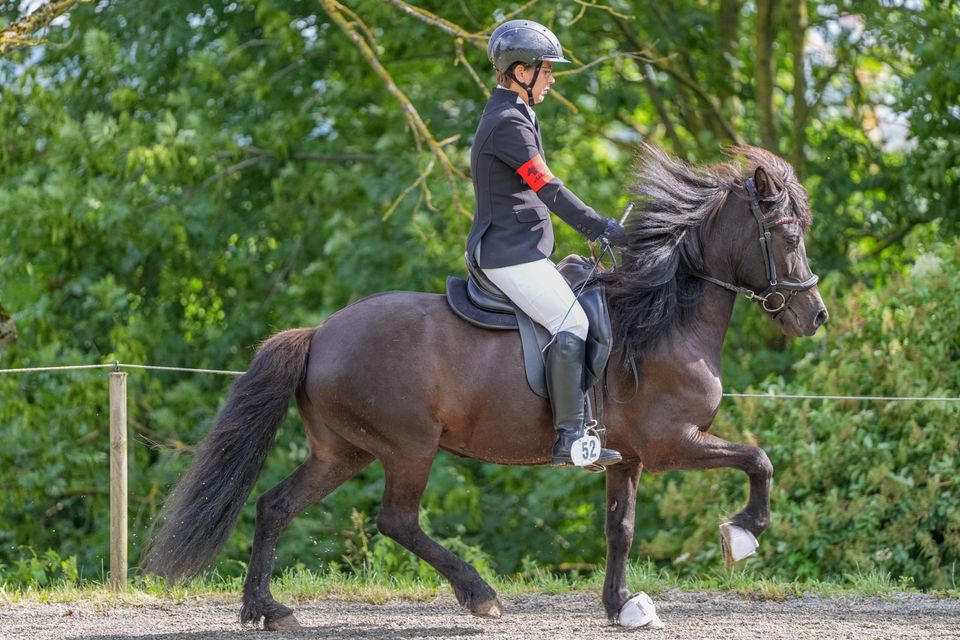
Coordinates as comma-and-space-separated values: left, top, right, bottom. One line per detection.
694, 177, 819, 317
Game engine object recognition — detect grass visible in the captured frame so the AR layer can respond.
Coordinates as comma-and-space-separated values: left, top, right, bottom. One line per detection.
2, 561, 957, 606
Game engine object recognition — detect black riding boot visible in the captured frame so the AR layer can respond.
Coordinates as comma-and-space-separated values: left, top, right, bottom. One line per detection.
547, 331, 622, 467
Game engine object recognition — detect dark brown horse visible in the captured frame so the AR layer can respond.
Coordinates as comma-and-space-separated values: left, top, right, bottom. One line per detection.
143, 145, 828, 629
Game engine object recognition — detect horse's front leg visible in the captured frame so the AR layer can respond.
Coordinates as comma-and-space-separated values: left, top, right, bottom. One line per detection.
602, 461, 643, 621
647, 425, 773, 544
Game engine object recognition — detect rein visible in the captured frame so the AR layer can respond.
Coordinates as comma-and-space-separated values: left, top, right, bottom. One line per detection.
693, 176, 819, 318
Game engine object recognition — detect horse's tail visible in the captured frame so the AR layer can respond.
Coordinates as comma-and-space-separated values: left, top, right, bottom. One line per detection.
141, 327, 317, 582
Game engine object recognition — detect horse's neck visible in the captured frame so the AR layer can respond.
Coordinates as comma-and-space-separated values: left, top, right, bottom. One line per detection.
614, 282, 736, 390
677, 282, 737, 362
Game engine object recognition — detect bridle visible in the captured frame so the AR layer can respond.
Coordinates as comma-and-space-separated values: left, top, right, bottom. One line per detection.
694, 176, 819, 317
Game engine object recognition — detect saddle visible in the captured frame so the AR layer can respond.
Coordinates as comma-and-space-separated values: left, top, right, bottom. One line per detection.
445, 253, 613, 399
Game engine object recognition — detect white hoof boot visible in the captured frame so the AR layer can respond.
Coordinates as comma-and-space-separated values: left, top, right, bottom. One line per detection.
617, 592, 665, 629
719, 522, 759, 565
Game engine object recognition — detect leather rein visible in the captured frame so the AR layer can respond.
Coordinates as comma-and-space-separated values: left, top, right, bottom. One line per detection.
693, 176, 819, 318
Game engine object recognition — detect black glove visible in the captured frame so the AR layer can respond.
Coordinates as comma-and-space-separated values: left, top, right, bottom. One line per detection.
600, 218, 628, 248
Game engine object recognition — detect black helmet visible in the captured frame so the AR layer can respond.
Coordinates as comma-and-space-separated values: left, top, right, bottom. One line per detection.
487, 20, 570, 73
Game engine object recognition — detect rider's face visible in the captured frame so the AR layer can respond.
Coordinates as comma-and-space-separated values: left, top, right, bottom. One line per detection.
514, 62, 555, 104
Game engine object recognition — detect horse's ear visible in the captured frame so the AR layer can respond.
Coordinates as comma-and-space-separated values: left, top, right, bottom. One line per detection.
753, 166, 771, 195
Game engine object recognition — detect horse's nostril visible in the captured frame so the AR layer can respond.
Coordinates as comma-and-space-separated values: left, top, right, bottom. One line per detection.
814, 308, 829, 327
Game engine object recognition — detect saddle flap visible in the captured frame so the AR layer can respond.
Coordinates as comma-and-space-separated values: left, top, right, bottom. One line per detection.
446, 276, 549, 397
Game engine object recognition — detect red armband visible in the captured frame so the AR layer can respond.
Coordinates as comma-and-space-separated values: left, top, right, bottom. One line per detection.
517, 154, 555, 192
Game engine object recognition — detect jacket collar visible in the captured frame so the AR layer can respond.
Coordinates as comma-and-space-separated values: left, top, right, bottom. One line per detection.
489, 87, 536, 124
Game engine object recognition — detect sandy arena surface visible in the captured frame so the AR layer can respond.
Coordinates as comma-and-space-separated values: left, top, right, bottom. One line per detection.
2, 591, 959, 639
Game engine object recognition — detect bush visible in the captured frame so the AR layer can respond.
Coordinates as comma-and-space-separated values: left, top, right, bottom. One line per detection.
0, 548, 79, 588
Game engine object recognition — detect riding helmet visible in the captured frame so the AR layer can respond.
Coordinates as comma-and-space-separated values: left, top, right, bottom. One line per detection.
487, 20, 570, 73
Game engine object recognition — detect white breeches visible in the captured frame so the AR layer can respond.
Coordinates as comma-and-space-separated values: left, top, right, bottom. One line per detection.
481, 258, 589, 340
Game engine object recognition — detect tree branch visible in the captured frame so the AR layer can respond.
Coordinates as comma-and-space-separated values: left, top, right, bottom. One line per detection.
479, 0, 540, 34
382, 0, 486, 46
384, 0, 621, 116
809, 41, 859, 112
658, 0, 727, 141
455, 37, 490, 97
383, 157, 436, 221
456, 0, 482, 29
320, 0, 470, 218
141, 147, 374, 213
554, 50, 652, 78
0, 0, 90, 56
570, 0, 635, 21
223, 38, 274, 64
641, 66, 688, 157
862, 218, 927, 259
613, 16, 741, 145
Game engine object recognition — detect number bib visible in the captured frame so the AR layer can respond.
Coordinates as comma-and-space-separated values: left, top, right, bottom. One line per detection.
570, 433, 601, 466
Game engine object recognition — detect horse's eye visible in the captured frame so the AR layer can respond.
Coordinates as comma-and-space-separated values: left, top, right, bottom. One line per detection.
784, 234, 800, 250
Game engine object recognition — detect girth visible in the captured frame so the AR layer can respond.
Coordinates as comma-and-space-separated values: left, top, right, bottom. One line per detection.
445, 254, 613, 399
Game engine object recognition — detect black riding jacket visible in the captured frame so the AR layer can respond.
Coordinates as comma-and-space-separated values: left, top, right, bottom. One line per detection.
466, 88, 608, 269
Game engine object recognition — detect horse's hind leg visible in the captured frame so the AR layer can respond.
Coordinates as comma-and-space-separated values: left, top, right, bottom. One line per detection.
377, 456, 502, 618
240, 447, 373, 629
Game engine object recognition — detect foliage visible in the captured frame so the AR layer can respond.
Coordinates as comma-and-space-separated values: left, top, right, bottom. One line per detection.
0, 548, 78, 588
0, 0, 957, 592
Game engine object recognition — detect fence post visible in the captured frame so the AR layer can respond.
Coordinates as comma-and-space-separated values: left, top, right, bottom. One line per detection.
109, 371, 128, 588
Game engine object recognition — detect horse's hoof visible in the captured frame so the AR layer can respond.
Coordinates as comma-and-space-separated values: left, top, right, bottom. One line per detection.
470, 597, 503, 619
264, 614, 301, 631
618, 592, 664, 629
719, 522, 759, 565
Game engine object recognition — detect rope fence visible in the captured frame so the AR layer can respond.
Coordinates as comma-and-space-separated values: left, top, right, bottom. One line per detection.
0, 362, 245, 376
1, 360, 957, 589
723, 391, 960, 402
2, 362, 956, 402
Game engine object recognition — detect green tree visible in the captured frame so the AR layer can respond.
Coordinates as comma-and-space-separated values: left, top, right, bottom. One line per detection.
0, 0, 957, 586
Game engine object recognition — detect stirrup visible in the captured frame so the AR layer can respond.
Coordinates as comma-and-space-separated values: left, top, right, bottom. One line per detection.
551, 424, 621, 469
584, 423, 622, 467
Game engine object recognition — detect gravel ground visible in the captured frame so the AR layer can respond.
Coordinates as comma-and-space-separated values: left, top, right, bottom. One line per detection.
2, 591, 959, 640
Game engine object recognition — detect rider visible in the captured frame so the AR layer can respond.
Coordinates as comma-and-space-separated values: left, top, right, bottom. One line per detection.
467, 20, 627, 468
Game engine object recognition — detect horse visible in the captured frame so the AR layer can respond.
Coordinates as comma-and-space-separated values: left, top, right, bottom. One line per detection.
142, 144, 828, 630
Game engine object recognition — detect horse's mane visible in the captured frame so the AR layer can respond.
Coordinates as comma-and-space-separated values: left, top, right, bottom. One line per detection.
601, 143, 811, 368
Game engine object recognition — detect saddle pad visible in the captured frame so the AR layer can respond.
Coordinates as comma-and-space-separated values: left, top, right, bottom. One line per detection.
446, 276, 550, 397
